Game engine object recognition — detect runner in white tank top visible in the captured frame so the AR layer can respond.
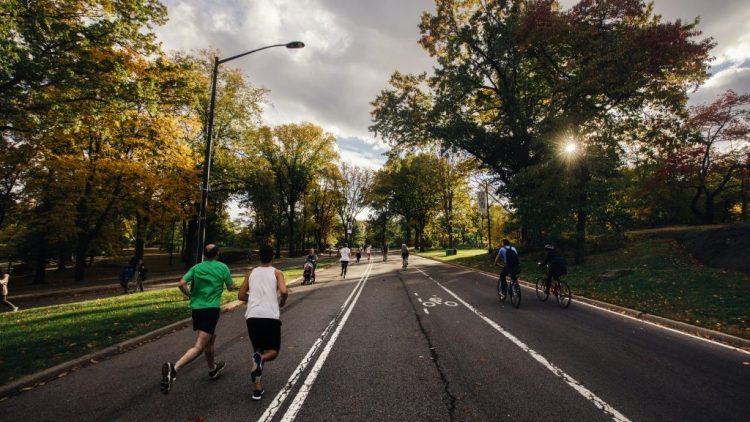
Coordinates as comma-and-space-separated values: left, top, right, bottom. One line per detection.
245, 266, 281, 320
238, 245, 288, 401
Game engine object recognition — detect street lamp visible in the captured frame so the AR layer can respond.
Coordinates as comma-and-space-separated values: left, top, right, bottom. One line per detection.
196, 41, 305, 263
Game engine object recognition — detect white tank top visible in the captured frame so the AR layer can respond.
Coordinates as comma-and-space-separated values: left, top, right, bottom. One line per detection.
245, 267, 281, 320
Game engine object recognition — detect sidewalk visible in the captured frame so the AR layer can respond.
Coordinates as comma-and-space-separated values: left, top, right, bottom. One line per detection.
8, 256, 309, 308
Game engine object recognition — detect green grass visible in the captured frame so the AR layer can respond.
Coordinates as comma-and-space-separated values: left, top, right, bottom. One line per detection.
0, 260, 335, 387
418, 241, 750, 340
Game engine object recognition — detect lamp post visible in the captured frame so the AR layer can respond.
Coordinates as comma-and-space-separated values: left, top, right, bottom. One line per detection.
196, 41, 305, 263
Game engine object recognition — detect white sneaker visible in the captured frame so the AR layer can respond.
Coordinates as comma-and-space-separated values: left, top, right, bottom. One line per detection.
12, 306, 18, 312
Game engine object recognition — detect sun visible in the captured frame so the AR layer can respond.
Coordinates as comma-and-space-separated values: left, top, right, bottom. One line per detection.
564, 142, 578, 154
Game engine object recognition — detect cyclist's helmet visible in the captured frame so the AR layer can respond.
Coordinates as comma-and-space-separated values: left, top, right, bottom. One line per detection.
544, 244, 556, 251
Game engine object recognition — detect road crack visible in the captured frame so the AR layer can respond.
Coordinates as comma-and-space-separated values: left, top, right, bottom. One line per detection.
398, 273, 457, 421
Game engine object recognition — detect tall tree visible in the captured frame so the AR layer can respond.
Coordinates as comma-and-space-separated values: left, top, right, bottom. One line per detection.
257, 123, 339, 256
333, 162, 373, 245
372, 0, 714, 262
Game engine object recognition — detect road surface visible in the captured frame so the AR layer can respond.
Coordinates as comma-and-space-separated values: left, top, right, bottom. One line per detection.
2, 255, 749, 421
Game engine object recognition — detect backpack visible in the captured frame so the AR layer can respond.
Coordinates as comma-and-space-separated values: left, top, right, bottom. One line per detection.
504, 247, 520, 268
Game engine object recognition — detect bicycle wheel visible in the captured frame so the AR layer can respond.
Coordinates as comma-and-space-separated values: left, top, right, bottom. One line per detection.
556, 281, 572, 309
497, 278, 506, 301
535, 277, 549, 302
511, 281, 521, 308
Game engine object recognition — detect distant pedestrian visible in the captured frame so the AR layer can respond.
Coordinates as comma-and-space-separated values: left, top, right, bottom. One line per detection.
355, 248, 362, 264
238, 244, 288, 400
0, 268, 18, 312
119, 264, 134, 294
339, 243, 351, 278
135, 259, 147, 292
366, 244, 372, 261
160, 244, 236, 395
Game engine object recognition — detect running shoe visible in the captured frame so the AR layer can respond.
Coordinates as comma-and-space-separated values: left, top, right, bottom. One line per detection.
251, 352, 263, 379
252, 388, 265, 401
160, 362, 176, 394
209, 361, 225, 380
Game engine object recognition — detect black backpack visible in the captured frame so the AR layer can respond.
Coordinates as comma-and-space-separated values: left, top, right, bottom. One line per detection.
504, 247, 520, 268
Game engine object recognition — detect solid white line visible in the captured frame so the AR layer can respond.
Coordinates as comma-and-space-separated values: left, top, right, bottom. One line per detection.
416, 268, 631, 422
257, 261, 373, 422
474, 270, 750, 355
280, 261, 374, 421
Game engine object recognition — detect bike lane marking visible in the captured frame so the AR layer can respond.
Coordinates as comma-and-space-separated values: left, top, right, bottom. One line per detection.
257, 260, 374, 422
416, 267, 631, 422
278, 261, 374, 422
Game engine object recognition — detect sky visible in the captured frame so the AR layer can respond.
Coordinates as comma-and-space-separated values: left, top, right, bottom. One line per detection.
154, 0, 750, 170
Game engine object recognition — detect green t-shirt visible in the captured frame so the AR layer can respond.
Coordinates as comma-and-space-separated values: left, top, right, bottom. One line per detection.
182, 260, 234, 309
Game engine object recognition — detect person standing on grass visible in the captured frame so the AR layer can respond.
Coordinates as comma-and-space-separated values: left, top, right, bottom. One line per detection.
238, 244, 288, 401
160, 244, 236, 395
0, 268, 18, 312
339, 243, 351, 278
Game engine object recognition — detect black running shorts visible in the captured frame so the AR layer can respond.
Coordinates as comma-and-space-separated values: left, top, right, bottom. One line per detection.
192, 307, 221, 335
246, 318, 282, 351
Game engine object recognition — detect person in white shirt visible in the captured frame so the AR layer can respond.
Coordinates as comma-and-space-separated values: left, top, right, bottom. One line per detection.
339, 243, 351, 278
238, 244, 288, 401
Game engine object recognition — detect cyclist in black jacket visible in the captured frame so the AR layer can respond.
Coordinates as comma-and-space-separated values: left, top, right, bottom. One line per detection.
539, 244, 567, 294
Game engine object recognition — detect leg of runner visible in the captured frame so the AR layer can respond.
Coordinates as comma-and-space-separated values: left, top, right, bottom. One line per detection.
175, 331, 212, 371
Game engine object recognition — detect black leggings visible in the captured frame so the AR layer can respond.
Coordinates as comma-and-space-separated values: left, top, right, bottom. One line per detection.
341, 261, 349, 275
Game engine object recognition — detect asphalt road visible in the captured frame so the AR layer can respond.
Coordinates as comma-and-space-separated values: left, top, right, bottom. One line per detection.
2, 255, 749, 421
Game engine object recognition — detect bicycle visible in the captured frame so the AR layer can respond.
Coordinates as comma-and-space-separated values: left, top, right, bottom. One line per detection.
535, 264, 571, 308
495, 264, 521, 308
129, 269, 146, 292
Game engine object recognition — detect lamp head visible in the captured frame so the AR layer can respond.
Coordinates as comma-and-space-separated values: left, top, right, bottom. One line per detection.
286, 41, 305, 49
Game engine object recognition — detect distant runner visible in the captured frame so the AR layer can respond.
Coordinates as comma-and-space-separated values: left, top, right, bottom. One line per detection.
401, 244, 409, 269
238, 244, 288, 401
160, 244, 236, 395
366, 244, 372, 261
339, 243, 351, 278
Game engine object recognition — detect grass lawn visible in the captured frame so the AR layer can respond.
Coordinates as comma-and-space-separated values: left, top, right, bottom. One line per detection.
418, 240, 750, 340
0, 261, 333, 387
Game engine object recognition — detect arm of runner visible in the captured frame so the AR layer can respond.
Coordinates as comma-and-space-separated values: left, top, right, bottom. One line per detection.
493, 250, 501, 266
276, 269, 288, 307
225, 268, 236, 291
177, 279, 191, 299
238, 270, 251, 302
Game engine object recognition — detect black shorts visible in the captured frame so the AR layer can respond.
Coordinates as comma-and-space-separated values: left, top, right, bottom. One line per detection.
246, 318, 282, 351
402, 253, 409, 259
192, 308, 221, 335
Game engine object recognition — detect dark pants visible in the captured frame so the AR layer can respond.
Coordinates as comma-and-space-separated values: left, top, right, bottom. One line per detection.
341, 261, 349, 276
545, 270, 562, 291
1, 294, 16, 310
500, 267, 519, 295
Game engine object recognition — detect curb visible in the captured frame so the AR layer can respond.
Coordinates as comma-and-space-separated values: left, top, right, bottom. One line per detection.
0, 300, 245, 401
417, 255, 750, 352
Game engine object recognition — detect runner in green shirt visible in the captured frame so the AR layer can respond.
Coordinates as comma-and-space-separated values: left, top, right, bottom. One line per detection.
160, 244, 236, 395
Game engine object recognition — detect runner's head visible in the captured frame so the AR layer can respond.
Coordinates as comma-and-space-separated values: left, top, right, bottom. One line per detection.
204, 244, 220, 260
343, 243, 348, 248
502, 239, 510, 246
259, 244, 274, 264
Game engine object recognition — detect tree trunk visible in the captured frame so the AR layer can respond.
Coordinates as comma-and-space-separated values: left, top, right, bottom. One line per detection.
183, 218, 198, 269
32, 236, 48, 284
574, 209, 586, 265
574, 163, 590, 265
134, 212, 146, 261
704, 193, 716, 224
57, 246, 68, 271
74, 236, 90, 281
742, 166, 749, 222
287, 211, 295, 257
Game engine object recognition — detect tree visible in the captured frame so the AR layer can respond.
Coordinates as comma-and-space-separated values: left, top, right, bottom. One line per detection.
372, 0, 714, 262
371, 154, 442, 251
256, 123, 339, 256
333, 162, 373, 244
674, 90, 750, 223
